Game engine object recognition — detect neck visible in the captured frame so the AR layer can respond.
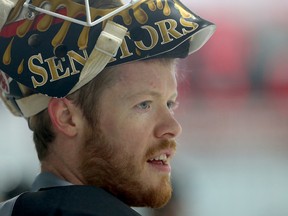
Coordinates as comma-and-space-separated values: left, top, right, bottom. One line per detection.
40, 150, 85, 185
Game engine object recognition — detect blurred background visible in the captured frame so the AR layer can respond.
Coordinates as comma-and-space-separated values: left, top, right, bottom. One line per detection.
1, 0, 288, 215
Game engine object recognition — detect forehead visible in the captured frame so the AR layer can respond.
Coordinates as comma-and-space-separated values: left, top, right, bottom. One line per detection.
116, 59, 176, 82
108, 59, 178, 98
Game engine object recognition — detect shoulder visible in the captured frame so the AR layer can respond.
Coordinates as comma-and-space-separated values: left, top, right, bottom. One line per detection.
0, 195, 21, 216
11, 185, 141, 216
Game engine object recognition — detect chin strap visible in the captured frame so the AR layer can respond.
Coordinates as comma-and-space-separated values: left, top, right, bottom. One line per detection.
69, 20, 127, 93
16, 93, 51, 117
15, 20, 127, 118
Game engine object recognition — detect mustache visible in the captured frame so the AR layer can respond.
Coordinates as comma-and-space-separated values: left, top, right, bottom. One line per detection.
145, 140, 177, 159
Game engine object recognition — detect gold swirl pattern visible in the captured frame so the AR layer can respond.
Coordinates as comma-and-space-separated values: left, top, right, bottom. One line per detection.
3, 0, 196, 70
3, 38, 14, 65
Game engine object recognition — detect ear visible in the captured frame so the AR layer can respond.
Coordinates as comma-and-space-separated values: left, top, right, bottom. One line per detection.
48, 98, 81, 137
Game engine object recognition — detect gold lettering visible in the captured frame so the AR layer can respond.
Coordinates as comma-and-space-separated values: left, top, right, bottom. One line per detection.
67, 50, 88, 75
180, 19, 198, 35
119, 34, 134, 59
155, 19, 183, 44
29, 54, 48, 88
135, 26, 158, 51
45, 57, 70, 82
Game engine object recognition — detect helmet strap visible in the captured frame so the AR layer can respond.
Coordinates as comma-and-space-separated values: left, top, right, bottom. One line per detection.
15, 20, 127, 118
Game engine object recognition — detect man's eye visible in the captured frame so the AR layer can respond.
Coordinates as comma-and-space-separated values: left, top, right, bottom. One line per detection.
167, 101, 179, 110
136, 101, 151, 110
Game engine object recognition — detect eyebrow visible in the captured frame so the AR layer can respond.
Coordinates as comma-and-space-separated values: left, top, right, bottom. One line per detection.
123, 90, 178, 100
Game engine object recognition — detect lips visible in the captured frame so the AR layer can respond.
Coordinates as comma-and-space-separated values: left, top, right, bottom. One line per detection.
147, 153, 169, 165
147, 150, 175, 173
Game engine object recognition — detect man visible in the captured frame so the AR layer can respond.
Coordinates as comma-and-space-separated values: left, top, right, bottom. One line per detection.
0, 0, 215, 215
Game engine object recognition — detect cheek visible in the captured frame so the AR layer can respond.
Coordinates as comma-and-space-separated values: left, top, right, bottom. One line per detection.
100, 112, 155, 159
121, 124, 151, 146
107, 125, 149, 161
102, 114, 151, 140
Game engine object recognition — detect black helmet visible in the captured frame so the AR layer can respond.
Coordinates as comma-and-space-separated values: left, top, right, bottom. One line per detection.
0, 0, 215, 117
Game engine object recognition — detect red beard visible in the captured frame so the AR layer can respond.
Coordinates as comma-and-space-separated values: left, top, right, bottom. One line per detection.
79, 124, 176, 208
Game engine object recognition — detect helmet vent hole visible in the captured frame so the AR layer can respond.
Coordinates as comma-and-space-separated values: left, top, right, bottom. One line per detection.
54, 44, 68, 58
28, 34, 41, 48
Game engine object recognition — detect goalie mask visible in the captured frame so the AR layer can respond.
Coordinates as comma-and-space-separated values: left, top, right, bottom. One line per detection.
0, 0, 216, 117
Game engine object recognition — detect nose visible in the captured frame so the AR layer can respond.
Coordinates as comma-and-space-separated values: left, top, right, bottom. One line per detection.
154, 110, 182, 139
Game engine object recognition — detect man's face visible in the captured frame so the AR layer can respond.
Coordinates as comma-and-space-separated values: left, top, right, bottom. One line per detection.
80, 59, 182, 208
